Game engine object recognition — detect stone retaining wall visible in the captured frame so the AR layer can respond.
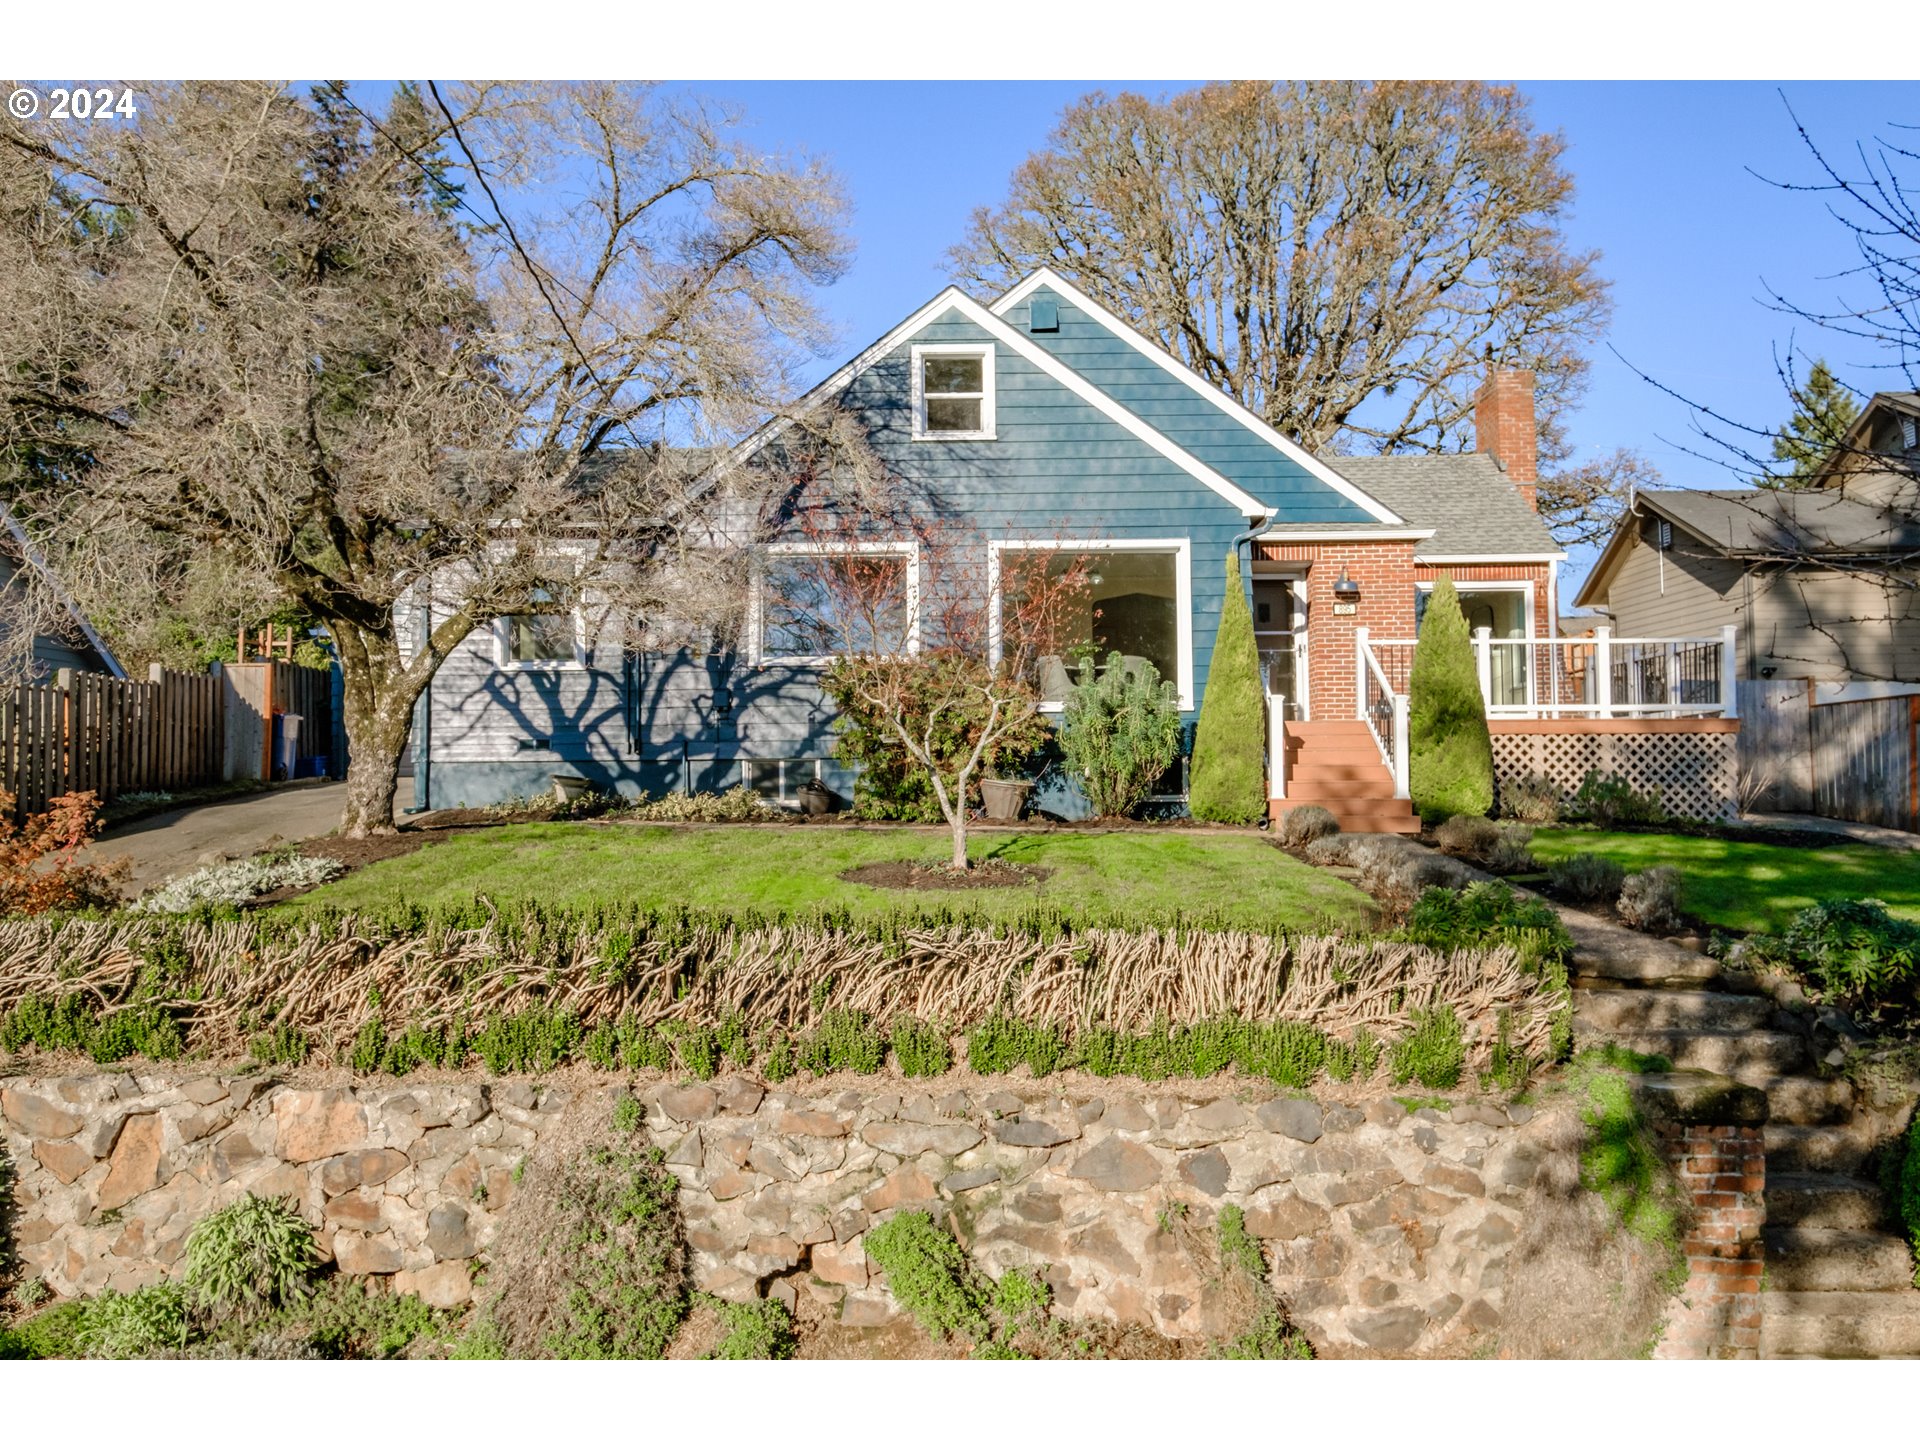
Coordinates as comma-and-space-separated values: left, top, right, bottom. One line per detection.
4, 1071, 1558, 1356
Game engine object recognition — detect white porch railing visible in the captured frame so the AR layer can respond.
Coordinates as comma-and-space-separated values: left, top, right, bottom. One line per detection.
1267, 692, 1288, 801
1356, 623, 1740, 723
1353, 627, 1411, 799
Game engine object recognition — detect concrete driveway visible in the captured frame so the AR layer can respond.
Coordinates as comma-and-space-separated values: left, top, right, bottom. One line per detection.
89, 777, 414, 895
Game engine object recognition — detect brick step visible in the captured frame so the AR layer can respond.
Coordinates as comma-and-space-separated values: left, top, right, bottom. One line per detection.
1763, 1227, 1917, 1293
1760, 1291, 1920, 1358
1567, 1027, 1808, 1082
1569, 949, 1723, 989
1766, 1124, 1878, 1176
1763, 1077, 1858, 1128
1766, 1172, 1887, 1230
1573, 988, 1774, 1033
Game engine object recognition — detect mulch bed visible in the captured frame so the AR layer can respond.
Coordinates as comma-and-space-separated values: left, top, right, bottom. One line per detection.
839, 858, 1053, 892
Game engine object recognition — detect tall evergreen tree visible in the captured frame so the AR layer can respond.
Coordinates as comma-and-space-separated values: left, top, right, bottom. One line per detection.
1765, 360, 1860, 486
1188, 551, 1266, 825
1407, 577, 1494, 823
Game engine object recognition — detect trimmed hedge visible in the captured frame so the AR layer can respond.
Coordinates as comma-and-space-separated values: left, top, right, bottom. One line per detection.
1407, 576, 1494, 823
1189, 550, 1266, 824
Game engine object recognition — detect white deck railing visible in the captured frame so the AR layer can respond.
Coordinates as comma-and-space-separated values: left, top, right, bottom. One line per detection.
1357, 624, 1740, 723
1353, 627, 1411, 799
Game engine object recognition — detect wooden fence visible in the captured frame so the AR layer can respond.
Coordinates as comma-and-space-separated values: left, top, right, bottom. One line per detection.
1736, 680, 1920, 832
0, 660, 335, 819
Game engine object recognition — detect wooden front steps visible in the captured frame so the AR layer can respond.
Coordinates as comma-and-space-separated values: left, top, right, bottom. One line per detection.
1269, 719, 1417, 835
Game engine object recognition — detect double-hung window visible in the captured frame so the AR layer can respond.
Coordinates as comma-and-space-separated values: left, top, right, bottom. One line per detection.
911, 344, 995, 440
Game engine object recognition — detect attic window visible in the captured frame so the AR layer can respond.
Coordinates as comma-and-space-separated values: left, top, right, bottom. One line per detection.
911, 344, 995, 440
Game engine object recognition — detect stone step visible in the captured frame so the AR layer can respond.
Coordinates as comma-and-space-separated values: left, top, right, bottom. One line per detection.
1575, 1028, 1808, 1083
1570, 949, 1722, 989
1767, 1124, 1878, 1176
1760, 1291, 1920, 1358
1763, 1227, 1917, 1293
1574, 988, 1775, 1033
1766, 1172, 1888, 1230
1764, 1076, 1857, 1127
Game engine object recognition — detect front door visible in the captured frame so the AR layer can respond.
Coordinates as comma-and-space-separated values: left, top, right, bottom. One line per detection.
1252, 578, 1308, 719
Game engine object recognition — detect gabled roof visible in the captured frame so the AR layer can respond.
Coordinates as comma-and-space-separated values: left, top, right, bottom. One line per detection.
1315, 454, 1561, 560
989, 268, 1403, 525
1812, 390, 1920, 487
1574, 482, 1920, 609
0, 505, 124, 678
727, 284, 1272, 520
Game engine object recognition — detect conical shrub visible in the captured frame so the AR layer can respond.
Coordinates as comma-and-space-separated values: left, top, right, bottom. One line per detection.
1189, 550, 1266, 824
1407, 576, 1494, 822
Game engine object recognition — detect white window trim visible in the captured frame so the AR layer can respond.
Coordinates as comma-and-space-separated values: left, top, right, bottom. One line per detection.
1415, 577, 1539, 637
910, 342, 996, 441
987, 537, 1194, 711
492, 608, 588, 672
751, 540, 922, 667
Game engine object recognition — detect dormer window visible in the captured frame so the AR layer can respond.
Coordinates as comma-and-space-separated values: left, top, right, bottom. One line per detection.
911, 344, 995, 440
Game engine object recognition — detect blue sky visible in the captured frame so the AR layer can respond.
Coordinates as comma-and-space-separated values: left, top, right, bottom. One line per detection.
690, 80, 1918, 578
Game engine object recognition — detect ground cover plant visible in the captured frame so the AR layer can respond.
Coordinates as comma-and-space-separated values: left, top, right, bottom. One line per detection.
274, 825, 1373, 931
1732, 898, 1920, 1018
0, 898, 1564, 1083
1527, 829, 1920, 932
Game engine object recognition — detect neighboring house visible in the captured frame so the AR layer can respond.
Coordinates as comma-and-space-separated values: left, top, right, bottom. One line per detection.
1575, 391, 1920, 683
414, 270, 1737, 827
0, 506, 124, 682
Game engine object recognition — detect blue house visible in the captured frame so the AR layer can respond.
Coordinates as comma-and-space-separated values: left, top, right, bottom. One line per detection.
413, 269, 1573, 829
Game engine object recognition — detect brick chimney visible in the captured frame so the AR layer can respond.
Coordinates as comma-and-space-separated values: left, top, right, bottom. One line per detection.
1474, 369, 1538, 510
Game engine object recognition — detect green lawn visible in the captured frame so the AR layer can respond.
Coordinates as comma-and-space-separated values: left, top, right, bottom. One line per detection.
1528, 828, 1920, 933
282, 823, 1375, 931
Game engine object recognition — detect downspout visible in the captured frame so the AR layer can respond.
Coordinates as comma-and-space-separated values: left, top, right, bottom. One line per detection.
403, 599, 432, 813
1233, 509, 1279, 815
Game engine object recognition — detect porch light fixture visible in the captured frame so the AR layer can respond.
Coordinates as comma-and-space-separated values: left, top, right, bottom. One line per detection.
1331, 569, 1361, 603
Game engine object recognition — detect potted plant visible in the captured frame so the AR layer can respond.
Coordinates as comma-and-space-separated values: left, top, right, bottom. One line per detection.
980, 772, 1033, 822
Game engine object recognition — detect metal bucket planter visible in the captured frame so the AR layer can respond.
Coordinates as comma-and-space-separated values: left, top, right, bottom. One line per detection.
551, 774, 592, 804
980, 778, 1033, 823
797, 779, 835, 816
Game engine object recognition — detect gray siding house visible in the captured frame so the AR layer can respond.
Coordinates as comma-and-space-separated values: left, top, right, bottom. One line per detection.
1575, 393, 1920, 683
412, 270, 1561, 815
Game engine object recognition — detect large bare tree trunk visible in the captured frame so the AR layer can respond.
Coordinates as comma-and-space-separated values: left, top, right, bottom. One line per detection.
333, 622, 422, 838
340, 687, 413, 838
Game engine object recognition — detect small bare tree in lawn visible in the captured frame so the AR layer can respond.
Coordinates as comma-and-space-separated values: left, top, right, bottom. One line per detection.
794, 508, 1091, 870
0, 81, 850, 834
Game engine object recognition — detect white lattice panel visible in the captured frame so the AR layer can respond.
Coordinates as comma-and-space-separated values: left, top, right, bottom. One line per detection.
1492, 731, 1737, 822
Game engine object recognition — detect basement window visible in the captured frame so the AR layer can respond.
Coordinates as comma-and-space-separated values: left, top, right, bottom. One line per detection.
911, 344, 995, 440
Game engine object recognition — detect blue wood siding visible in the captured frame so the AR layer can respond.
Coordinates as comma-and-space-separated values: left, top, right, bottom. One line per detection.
1000, 286, 1379, 524
424, 298, 1360, 807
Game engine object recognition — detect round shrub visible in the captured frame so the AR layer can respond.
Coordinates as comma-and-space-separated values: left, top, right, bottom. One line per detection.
1303, 835, 1353, 868
1434, 814, 1501, 862
1548, 853, 1627, 904
1484, 825, 1537, 875
1617, 866, 1685, 934
1499, 773, 1562, 824
184, 1193, 320, 1314
1277, 804, 1340, 848
1059, 652, 1184, 819
74, 1282, 195, 1357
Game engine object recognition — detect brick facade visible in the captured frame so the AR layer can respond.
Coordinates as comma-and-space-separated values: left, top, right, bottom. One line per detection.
1652, 1122, 1766, 1360
1254, 541, 1553, 720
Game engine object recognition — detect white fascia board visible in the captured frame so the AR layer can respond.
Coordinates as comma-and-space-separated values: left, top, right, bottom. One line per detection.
1257, 527, 1436, 543
992, 268, 1406, 526
1415, 552, 1566, 564
728, 287, 1271, 522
